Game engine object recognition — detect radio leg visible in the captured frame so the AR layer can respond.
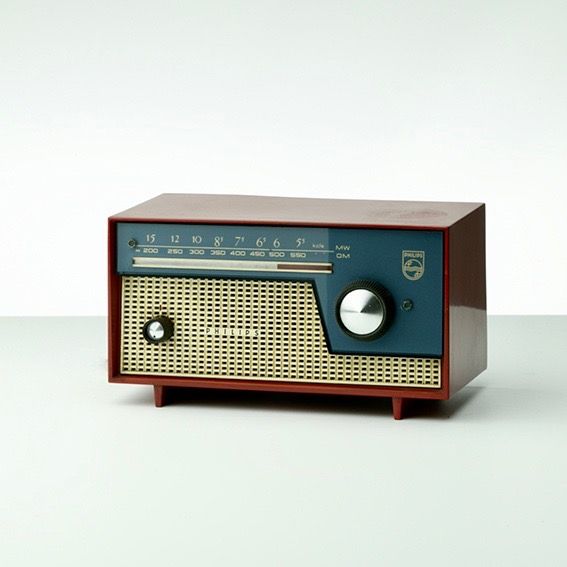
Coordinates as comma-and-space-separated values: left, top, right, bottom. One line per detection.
154, 385, 167, 407
392, 397, 405, 420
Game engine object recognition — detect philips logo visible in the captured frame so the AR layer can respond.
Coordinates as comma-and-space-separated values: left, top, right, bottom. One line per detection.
204, 327, 260, 338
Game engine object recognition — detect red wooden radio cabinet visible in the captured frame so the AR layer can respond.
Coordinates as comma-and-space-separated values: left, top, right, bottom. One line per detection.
108, 194, 486, 419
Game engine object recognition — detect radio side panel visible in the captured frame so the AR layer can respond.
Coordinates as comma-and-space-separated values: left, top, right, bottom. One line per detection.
108, 218, 121, 380
448, 205, 487, 395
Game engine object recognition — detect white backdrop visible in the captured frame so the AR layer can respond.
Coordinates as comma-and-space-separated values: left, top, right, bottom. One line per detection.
2, 1, 566, 315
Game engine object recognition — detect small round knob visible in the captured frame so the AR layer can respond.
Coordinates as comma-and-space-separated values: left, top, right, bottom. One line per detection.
337, 281, 394, 339
142, 316, 174, 344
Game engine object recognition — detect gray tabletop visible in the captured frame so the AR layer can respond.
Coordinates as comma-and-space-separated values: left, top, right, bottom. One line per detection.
1, 316, 565, 566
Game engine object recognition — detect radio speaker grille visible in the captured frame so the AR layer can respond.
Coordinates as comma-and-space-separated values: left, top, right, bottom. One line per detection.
120, 276, 441, 388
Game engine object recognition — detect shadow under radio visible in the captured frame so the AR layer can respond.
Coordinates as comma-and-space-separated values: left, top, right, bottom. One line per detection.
116, 384, 485, 420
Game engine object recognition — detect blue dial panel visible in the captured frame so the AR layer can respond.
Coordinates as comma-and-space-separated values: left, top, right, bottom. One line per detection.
116, 222, 444, 356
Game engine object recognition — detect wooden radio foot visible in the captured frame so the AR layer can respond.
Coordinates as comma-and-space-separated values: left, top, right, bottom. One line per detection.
153, 385, 167, 407
392, 397, 405, 420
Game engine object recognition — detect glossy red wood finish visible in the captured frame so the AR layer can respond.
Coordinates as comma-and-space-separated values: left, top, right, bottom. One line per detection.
108, 194, 487, 419
447, 206, 487, 395
153, 385, 166, 407
111, 193, 481, 229
392, 398, 406, 420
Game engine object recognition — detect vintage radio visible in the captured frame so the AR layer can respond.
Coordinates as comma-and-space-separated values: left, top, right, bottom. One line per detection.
108, 194, 486, 419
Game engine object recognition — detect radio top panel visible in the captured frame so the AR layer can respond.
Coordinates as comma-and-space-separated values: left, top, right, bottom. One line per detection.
111, 193, 482, 229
